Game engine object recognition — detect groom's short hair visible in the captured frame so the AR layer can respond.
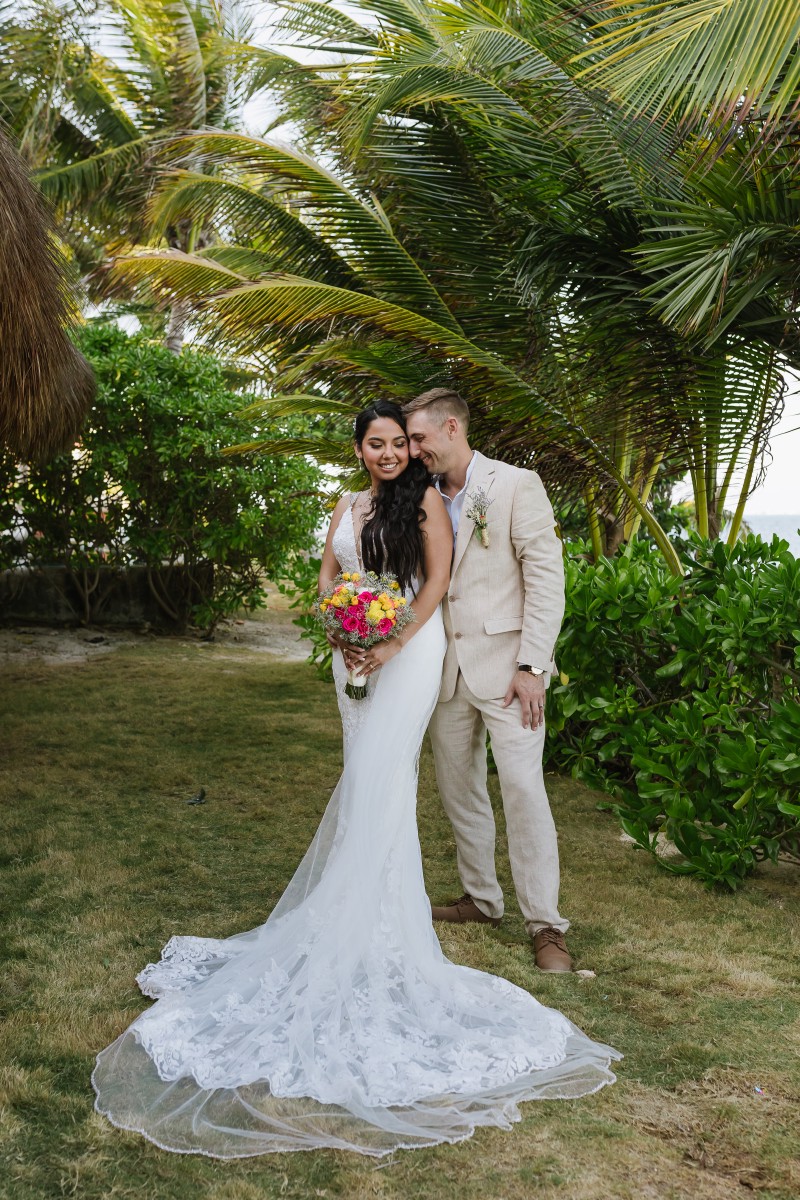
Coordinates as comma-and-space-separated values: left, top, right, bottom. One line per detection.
403, 387, 470, 431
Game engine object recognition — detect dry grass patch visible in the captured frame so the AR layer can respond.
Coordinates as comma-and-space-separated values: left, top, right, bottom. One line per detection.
1, 634, 799, 1200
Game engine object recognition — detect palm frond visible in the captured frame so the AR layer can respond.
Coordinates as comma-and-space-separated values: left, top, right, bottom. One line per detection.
35, 137, 149, 209
148, 170, 362, 287
161, 131, 463, 329
272, 0, 378, 53
239, 392, 359, 419
577, 0, 800, 152
224, 433, 353, 464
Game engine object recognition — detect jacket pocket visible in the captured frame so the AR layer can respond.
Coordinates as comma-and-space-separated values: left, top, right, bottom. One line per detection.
484, 615, 524, 635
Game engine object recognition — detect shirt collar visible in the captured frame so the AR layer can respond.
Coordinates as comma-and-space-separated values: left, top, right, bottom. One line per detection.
435, 450, 477, 500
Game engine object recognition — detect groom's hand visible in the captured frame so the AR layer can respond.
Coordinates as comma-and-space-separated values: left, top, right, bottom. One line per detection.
503, 671, 546, 730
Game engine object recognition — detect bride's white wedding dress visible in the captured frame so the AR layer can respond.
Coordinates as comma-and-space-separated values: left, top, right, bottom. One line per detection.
92, 503, 620, 1157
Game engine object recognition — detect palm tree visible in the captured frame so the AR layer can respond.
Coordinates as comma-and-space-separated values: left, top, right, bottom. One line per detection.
575, 0, 800, 543
6, 0, 788, 556
0, 0, 297, 350
0, 125, 93, 460
105, 0, 792, 567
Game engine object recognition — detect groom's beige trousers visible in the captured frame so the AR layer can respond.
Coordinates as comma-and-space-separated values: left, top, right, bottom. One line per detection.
428, 671, 567, 936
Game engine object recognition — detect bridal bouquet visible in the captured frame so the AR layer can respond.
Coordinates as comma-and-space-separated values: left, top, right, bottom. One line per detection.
314, 571, 415, 699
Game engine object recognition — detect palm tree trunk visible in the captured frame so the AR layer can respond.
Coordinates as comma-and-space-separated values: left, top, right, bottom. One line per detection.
689, 424, 710, 538
165, 298, 189, 354
584, 483, 604, 561
626, 452, 664, 542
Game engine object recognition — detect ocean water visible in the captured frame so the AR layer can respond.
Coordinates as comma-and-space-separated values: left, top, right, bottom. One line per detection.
742, 514, 800, 555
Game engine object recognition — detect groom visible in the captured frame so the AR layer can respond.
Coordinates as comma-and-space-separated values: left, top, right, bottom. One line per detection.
404, 388, 571, 972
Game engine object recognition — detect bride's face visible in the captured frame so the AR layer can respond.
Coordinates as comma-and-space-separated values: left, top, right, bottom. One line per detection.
356, 417, 410, 486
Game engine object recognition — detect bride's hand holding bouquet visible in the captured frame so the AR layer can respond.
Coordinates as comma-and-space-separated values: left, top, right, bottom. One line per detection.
315, 570, 416, 698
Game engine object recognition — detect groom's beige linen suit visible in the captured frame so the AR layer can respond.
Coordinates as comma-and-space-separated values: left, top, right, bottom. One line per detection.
429, 451, 567, 934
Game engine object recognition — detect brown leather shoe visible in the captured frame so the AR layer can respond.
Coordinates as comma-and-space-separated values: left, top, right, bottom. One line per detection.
532, 927, 572, 972
431, 893, 502, 928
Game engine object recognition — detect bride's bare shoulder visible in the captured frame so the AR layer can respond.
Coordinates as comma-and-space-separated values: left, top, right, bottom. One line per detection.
326, 494, 352, 536
422, 484, 445, 511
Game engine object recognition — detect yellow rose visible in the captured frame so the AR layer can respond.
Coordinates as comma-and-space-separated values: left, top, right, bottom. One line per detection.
342, 572, 351, 581
330, 594, 343, 607
391, 581, 400, 590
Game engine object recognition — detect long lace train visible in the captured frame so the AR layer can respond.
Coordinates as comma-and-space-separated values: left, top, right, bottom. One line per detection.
92, 507, 620, 1157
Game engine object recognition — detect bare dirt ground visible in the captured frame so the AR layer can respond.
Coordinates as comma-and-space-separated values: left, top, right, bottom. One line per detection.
0, 608, 308, 667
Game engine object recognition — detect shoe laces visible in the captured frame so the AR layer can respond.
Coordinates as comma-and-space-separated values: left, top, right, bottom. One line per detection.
536, 926, 566, 948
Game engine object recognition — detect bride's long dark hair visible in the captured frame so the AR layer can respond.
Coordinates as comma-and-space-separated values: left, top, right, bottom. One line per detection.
355, 401, 430, 591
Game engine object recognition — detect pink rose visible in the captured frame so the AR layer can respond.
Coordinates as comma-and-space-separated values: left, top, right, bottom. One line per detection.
333, 607, 346, 622
348, 604, 363, 617
358, 591, 373, 603
342, 616, 358, 632
356, 621, 369, 638
377, 618, 393, 636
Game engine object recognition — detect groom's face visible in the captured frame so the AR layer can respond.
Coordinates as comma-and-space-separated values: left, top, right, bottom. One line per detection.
406, 412, 454, 476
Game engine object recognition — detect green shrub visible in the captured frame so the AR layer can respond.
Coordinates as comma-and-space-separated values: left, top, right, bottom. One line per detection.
548, 536, 800, 889
0, 323, 324, 630
278, 551, 333, 680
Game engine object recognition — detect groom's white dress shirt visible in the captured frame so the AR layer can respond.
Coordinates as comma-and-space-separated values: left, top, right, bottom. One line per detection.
435, 450, 477, 544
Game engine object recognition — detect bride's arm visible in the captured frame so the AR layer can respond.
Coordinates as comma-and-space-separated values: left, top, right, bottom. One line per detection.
318, 496, 350, 593
318, 496, 351, 648
357, 487, 451, 671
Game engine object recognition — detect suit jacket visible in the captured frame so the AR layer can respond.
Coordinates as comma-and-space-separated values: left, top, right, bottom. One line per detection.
438, 451, 565, 702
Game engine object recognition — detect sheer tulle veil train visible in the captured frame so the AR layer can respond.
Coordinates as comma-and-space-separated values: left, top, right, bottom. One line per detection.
92, 501, 620, 1158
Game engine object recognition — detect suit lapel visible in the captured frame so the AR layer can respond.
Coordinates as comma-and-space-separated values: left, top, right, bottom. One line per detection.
450, 452, 495, 578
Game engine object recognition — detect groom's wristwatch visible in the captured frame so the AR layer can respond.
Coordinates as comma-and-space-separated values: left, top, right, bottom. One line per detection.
518, 664, 545, 676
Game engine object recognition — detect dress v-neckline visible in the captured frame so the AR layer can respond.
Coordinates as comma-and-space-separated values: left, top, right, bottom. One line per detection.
348, 492, 372, 571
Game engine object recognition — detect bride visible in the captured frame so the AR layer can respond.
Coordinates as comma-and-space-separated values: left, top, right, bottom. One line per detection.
93, 400, 620, 1158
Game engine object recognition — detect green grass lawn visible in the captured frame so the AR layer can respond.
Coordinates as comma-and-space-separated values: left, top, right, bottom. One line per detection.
2, 636, 799, 1200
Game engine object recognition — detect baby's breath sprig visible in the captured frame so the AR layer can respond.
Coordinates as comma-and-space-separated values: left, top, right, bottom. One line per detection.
465, 487, 493, 548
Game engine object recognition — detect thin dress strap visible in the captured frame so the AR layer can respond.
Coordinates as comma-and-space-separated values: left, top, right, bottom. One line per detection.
349, 492, 365, 570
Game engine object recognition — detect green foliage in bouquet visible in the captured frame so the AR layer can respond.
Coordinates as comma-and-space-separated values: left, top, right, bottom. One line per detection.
548, 536, 800, 889
0, 324, 323, 630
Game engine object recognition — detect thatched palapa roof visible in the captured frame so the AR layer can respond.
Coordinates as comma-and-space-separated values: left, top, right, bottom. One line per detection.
0, 126, 94, 460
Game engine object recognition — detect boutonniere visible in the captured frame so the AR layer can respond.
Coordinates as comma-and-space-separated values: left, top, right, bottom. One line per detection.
465, 487, 493, 548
